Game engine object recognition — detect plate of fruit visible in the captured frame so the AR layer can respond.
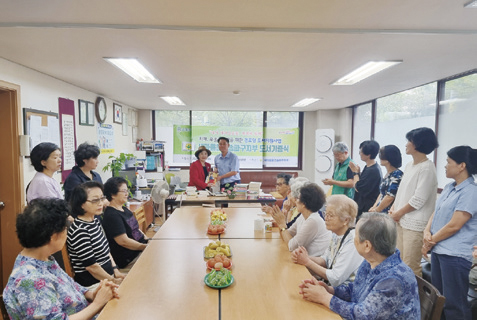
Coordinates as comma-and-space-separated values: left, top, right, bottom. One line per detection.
207, 224, 226, 235
204, 268, 234, 289
210, 209, 227, 222
204, 240, 232, 258
206, 254, 232, 271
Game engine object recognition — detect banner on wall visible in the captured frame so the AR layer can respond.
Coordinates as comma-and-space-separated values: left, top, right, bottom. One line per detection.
172, 125, 299, 168
97, 124, 114, 154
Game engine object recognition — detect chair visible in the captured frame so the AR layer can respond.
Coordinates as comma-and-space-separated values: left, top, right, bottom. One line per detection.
61, 244, 75, 278
416, 275, 445, 320
133, 205, 147, 233
0, 294, 9, 320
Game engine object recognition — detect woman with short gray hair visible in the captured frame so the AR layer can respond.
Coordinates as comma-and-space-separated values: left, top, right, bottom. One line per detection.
299, 212, 420, 319
292, 195, 363, 287
323, 142, 355, 199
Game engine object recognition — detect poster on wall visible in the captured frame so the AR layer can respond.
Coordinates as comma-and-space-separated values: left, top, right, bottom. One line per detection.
171, 125, 299, 168
97, 124, 115, 154
61, 115, 76, 169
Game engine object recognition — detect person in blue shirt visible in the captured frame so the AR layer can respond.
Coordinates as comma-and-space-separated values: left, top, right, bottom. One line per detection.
214, 137, 241, 190
423, 145, 477, 319
299, 212, 420, 320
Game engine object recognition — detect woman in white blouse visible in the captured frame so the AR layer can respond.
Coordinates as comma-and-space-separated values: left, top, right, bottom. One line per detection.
388, 127, 438, 276
272, 183, 331, 257
291, 195, 363, 286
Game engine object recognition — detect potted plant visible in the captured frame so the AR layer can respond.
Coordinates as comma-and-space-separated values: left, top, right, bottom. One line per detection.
102, 153, 135, 197
222, 183, 237, 199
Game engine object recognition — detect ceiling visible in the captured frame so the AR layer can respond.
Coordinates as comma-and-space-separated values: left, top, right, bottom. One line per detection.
1, 0, 477, 111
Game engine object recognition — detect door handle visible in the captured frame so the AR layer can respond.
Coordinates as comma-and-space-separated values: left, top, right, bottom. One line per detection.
0, 201, 5, 208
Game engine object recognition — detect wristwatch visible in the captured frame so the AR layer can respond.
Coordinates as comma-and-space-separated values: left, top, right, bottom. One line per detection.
280, 227, 287, 232
353, 172, 359, 176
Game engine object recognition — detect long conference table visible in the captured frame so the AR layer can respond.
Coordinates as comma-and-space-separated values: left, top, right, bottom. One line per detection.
167, 193, 277, 208
97, 207, 341, 320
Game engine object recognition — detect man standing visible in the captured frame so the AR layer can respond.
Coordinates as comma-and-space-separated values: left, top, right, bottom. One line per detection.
323, 142, 355, 199
214, 137, 241, 190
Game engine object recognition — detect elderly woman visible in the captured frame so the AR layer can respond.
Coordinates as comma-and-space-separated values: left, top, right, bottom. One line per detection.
422, 146, 477, 319
2, 198, 118, 319
368, 145, 403, 213
291, 195, 363, 287
102, 177, 148, 269
323, 142, 355, 199
262, 173, 292, 215
283, 177, 310, 228
272, 183, 331, 257
26, 142, 63, 203
299, 212, 420, 319
188, 145, 214, 190
64, 142, 103, 201
68, 181, 125, 287
389, 127, 438, 276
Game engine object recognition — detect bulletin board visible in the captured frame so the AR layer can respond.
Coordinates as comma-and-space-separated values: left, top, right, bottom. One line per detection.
23, 108, 60, 152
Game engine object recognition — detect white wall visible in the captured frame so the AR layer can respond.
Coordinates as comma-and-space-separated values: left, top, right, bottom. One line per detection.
0, 58, 138, 189
302, 108, 352, 180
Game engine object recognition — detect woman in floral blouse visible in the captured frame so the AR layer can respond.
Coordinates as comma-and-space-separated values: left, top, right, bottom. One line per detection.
368, 145, 403, 213
2, 198, 119, 320
299, 212, 420, 319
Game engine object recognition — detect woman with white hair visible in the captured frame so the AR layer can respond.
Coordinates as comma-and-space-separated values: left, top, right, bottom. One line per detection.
323, 142, 355, 199
299, 212, 420, 319
282, 177, 310, 228
292, 195, 363, 287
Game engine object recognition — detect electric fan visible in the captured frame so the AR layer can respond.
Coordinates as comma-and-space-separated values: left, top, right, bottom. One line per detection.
150, 180, 170, 228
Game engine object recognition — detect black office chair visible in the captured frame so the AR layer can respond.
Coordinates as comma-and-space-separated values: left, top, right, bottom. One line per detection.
416, 275, 445, 320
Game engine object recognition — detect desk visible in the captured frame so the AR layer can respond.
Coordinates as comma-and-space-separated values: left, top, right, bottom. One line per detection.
98, 209, 341, 320
97, 240, 218, 320
153, 207, 281, 240
221, 239, 341, 320
173, 194, 276, 208
152, 207, 219, 240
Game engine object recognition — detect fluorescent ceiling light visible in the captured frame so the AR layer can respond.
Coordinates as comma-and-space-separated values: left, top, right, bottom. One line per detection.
331, 61, 402, 86
291, 98, 321, 108
160, 96, 186, 106
104, 58, 161, 83
464, 0, 477, 8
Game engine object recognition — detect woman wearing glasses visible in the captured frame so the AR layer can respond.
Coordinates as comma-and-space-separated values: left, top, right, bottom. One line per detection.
102, 177, 149, 270
67, 181, 125, 287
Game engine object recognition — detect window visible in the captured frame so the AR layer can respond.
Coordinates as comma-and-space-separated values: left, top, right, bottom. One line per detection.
375, 82, 437, 168
154, 111, 302, 169
436, 72, 477, 187
351, 103, 372, 168
154, 110, 191, 167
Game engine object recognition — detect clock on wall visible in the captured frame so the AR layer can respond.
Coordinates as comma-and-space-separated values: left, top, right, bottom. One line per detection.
95, 97, 107, 124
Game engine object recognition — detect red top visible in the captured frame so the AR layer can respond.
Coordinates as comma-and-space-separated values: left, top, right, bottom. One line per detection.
188, 160, 211, 190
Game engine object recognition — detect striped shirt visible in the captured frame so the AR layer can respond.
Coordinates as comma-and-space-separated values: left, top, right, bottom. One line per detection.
67, 216, 113, 286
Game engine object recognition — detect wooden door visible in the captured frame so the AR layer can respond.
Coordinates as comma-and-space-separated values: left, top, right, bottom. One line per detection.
0, 81, 24, 296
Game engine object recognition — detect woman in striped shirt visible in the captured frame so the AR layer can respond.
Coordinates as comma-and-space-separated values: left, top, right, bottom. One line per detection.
67, 181, 125, 287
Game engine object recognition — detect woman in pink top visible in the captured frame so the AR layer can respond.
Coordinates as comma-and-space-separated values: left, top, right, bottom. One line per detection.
26, 142, 63, 203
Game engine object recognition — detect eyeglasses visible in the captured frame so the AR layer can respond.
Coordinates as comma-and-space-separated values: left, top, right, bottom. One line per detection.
118, 189, 129, 194
324, 211, 338, 219
86, 196, 107, 205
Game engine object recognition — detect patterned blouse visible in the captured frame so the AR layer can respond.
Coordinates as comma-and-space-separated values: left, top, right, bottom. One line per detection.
377, 169, 403, 213
2, 254, 91, 320
329, 249, 420, 320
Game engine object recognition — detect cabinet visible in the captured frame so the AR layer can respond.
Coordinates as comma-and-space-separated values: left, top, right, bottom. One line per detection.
140, 141, 165, 172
